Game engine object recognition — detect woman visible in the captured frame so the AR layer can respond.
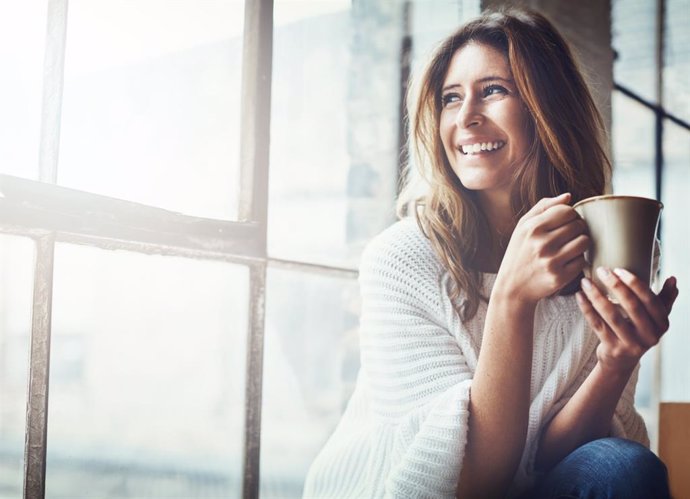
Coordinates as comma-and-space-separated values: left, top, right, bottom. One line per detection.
303, 8, 679, 499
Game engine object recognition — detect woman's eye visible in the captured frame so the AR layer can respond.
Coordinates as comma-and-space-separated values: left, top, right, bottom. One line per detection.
442, 93, 462, 107
483, 84, 508, 97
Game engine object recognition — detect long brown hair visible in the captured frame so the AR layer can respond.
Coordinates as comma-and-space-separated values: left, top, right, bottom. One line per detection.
398, 8, 611, 322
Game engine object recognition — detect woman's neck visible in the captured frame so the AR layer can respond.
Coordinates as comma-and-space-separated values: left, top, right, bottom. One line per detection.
477, 190, 514, 235
474, 191, 515, 273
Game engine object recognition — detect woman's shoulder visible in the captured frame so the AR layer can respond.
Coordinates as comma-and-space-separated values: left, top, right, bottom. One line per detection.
360, 217, 443, 281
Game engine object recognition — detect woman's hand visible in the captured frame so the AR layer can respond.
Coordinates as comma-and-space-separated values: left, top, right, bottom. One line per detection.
495, 192, 589, 305
576, 268, 679, 374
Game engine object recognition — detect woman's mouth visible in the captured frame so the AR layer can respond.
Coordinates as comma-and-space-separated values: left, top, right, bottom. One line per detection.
460, 141, 506, 155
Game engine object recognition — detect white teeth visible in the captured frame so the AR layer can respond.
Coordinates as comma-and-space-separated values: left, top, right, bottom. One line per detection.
460, 141, 505, 155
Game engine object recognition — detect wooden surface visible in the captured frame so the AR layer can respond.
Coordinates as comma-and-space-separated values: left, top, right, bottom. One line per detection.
659, 403, 690, 499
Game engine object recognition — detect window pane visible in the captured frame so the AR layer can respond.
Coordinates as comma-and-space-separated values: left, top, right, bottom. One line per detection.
0, 235, 35, 497
612, 0, 657, 103
260, 267, 360, 498
0, 2, 47, 179
612, 92, 656, 198
268, 1, 471, 268
57, 1, 244, 220
47, 244, 249, 498
611, 92, 657, 442
664, 0, 690, 123
660, 122, 690, 402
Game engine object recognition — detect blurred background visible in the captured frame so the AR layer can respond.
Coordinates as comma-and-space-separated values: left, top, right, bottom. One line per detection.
0, 0, 687, 497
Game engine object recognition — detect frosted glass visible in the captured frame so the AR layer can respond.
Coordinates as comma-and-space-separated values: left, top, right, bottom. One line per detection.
0, 235, 35, 498
57, 0, 244, 220
46, 243, 249, 498
0, 2, 47, 179
260, 267, 360, 498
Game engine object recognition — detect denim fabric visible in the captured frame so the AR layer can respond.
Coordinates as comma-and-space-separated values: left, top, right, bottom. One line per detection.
528, 438, 671, 499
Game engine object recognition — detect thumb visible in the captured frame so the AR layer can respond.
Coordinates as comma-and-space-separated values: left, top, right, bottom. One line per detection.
528, 192, 572, 217
659, 276, 679, 314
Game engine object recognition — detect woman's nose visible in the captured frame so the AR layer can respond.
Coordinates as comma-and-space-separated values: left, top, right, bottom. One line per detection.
455, 98, 483, 128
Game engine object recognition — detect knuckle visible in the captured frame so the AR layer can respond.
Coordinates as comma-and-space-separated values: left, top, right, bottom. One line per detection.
525, 220, 540, 236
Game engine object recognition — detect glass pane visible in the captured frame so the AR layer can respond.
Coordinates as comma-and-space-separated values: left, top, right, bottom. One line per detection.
260, 268, 360, 498
268, 0, 472, 268
0, 235, 35, 497
612, 0, 657, 103
611, 92, 658, 441
612, 92, 656, 198
57, 1, 244, 220
0, 1, 47, 179
663, 0, 690, 123
47, 244, 249, 498
660, 122, 690, 402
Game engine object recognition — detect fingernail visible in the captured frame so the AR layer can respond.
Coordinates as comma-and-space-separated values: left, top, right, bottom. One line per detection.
613, 268, 632, 280
575, 291, 585, 304
581, 278, 592, 291
596, 267, 611, 280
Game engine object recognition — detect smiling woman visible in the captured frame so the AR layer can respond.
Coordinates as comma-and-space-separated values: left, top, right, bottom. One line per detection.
303, 7, 677, 499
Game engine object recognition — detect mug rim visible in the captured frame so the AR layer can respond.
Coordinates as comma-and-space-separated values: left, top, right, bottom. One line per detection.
573, 194, 664, 210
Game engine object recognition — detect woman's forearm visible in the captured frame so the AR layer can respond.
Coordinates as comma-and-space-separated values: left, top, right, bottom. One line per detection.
534, 362, 634, 471
457, 290, 536, 499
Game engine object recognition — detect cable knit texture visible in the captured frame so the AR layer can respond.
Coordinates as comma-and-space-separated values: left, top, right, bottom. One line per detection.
302, 218, 649, 499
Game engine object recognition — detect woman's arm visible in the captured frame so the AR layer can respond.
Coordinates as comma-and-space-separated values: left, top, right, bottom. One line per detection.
457, 194, 590, 499
457, 290, 536, 499
535, 268, 679, 470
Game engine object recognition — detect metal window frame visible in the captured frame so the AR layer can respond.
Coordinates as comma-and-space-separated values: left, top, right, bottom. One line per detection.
0, 0, 359, 497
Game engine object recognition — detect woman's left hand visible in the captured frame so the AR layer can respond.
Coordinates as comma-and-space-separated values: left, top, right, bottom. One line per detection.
575, 267, 679, 375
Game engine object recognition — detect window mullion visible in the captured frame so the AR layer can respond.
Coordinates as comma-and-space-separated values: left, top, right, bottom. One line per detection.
22, 235, 55, 499
238, 0, 273, 240
38, 0, 68, 184
238, 0, 273, 497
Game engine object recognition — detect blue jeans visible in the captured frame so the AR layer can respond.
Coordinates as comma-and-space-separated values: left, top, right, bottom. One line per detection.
527, 438, 671, 499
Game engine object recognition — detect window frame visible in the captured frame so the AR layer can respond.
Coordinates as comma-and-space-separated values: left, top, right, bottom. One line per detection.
611, 0, 690, 449
0, 0, 284, 497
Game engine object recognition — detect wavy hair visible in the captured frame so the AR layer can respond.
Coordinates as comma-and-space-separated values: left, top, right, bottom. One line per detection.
397, 8, 611, 322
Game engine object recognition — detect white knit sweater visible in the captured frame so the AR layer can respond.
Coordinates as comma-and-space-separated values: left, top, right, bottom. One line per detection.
303, 218, 648, 499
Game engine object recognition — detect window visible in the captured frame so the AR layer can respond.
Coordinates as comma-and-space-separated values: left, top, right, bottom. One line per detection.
612, 0, 690, 449
0, 1, 478, 497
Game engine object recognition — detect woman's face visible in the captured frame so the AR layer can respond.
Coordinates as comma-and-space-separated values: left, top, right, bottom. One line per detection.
439, 42, 531, 201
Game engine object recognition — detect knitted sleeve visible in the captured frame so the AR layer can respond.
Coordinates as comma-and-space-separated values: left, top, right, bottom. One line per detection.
358, 221, 474, 498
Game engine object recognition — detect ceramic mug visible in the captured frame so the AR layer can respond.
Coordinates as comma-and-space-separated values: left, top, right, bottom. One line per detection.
573, 194, 662, 296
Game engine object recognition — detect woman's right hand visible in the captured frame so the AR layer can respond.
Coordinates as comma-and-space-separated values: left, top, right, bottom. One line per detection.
495, 192, 589, 305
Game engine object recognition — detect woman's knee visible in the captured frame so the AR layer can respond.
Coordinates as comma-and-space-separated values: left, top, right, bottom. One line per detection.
582, 437, 667, 480
533, 438, 671, 499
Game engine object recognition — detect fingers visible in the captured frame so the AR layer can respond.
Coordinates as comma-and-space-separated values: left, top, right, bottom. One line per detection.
658, 276, 679, 314
540, 209, 586, 239
575, 290, 616, 344
526, 193, 571, 219
551, 230, 589, 262
596, 268, 661, 347
580, 276, 643, 348
610, 268, 670, 334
